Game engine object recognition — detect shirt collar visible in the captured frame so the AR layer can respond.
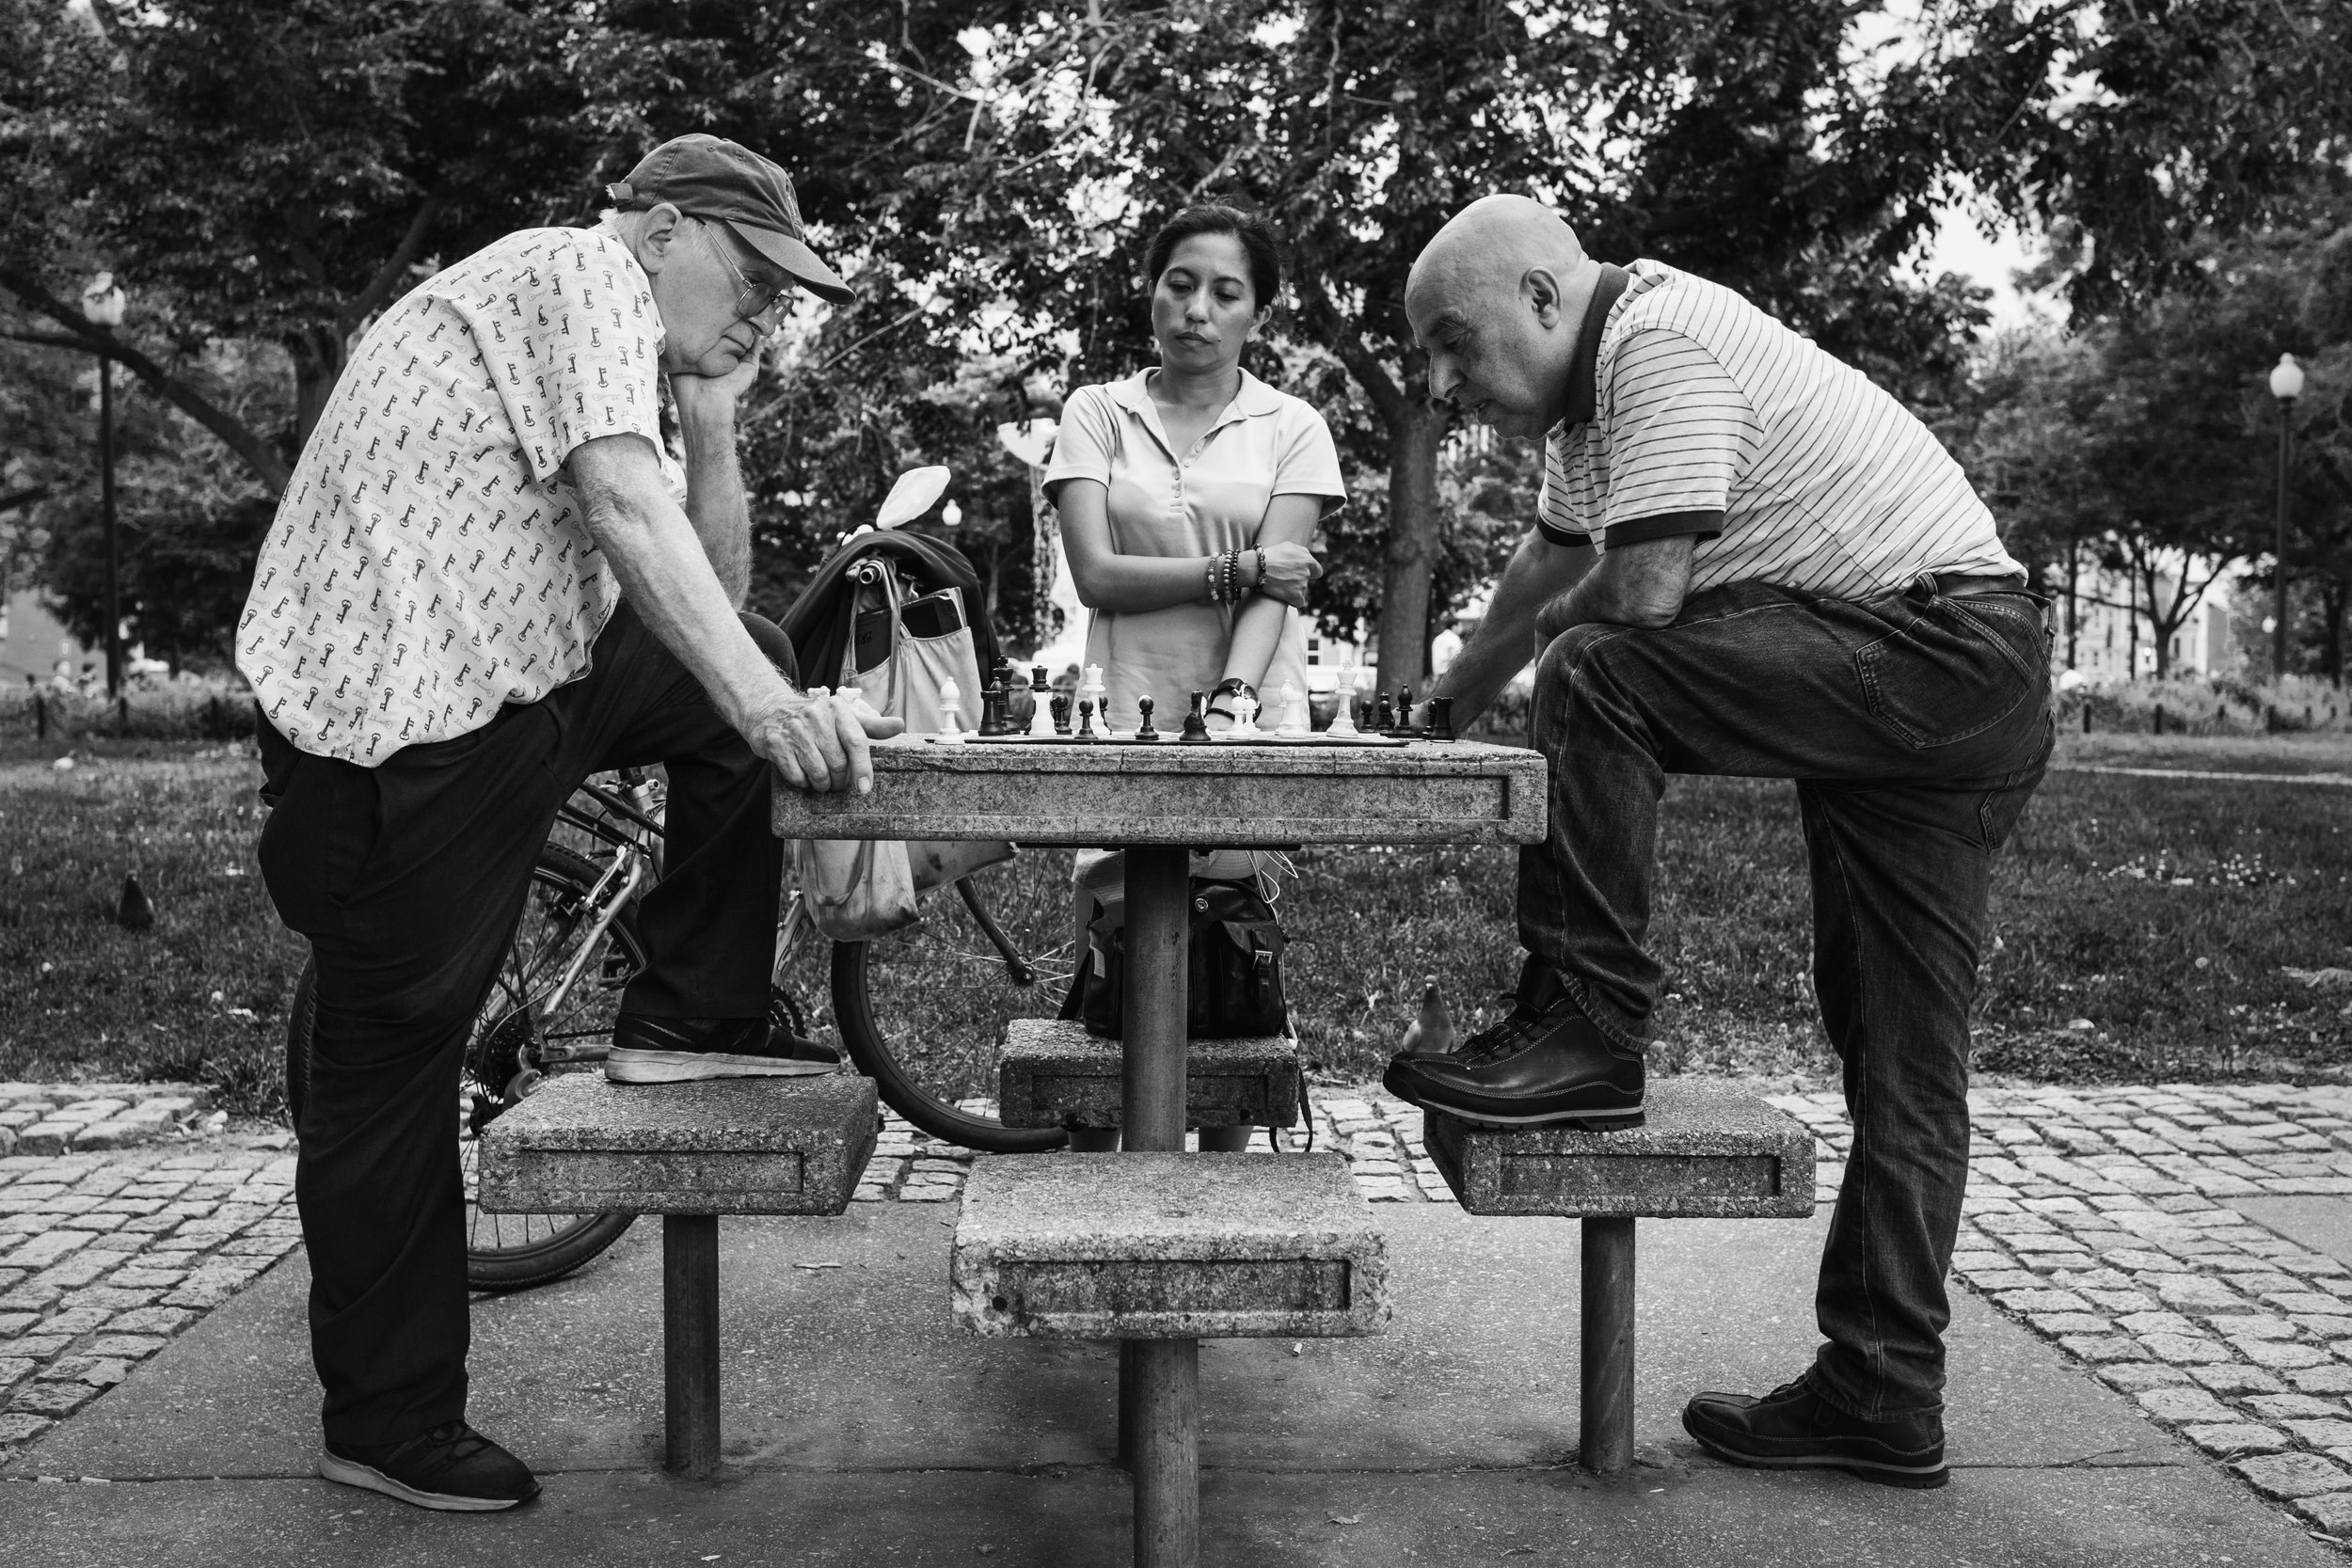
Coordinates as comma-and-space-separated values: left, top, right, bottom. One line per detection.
1105, 366, 1282, 422
1559, 262, 1633, 429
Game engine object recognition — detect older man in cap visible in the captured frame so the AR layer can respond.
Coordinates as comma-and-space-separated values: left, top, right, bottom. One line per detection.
237, 135, 895, 1511
1388, 196, 2051, 1490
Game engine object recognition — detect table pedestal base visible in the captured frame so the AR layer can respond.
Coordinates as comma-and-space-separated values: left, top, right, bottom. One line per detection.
1579, 1215, 1635, 1475
663, 1214, 722, 1480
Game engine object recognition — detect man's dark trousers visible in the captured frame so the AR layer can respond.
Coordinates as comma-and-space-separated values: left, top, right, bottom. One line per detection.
1520, 577, 2053, 1420
257, 604, 794, 1446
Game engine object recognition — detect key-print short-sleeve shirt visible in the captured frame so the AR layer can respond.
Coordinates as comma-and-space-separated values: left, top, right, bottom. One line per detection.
237, 226, 675, 765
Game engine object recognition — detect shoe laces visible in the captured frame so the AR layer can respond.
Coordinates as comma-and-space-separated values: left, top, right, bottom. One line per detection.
1454, 994, 1556, 1069
392, 1420, 494, 1476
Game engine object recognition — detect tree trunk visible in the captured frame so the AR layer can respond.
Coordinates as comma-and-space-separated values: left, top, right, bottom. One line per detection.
293, 327, 347, 448
1374, 402, 1445, 700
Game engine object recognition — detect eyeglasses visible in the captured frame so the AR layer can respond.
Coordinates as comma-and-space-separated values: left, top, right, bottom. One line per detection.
702, 221, 793, 321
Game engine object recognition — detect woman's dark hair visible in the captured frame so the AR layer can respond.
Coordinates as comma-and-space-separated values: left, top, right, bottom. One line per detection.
1142, 204, 1281, 310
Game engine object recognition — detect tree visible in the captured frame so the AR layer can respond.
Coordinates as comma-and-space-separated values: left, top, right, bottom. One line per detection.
866, 0, 2174, 690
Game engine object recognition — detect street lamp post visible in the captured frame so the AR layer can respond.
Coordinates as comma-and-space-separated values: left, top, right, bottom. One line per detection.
2269, 353, 2305, 682
81, 272, 127, 699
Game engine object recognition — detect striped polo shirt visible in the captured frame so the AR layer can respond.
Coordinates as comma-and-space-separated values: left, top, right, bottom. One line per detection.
1535, 260, 2022, 598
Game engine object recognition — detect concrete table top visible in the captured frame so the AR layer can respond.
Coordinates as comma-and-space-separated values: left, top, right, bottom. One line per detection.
1422, 1079, 1816, 1218
771, 735, 1547, 847
954, 1153, 1388, 1340
477, 1071, 878, 1217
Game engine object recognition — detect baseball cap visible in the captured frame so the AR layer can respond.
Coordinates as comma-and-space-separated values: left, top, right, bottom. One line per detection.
606, 134, 854, 305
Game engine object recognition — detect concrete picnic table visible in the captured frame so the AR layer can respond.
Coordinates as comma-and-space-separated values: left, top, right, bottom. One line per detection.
772, 731, 1547, 1567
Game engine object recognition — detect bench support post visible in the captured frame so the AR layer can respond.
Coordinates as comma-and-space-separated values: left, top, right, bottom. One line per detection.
1120, 845, 1198, 1564
1130, 1337, 1200, 1568
1580, 1214, 1635, 1476
664, 1213, 723, 1480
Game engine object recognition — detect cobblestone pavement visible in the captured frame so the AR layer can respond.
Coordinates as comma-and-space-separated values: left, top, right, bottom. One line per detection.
19, 1077, 2352, 1551
0, 1131, 298, 1457
0, 1082, 222, 1156
1775, 1079, 2352, 1542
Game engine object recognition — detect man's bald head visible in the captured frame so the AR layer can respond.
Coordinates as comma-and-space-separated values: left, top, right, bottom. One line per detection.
1406, 196, 1599, 438
1409, 196, 1587, 301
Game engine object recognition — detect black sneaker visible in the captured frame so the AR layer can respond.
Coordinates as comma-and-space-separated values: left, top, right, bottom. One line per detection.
1384, 959, 1643, 1129
1682, 1377, 1948, 1489
605, 1014, 836, 1084
320, 1420, 540, 1512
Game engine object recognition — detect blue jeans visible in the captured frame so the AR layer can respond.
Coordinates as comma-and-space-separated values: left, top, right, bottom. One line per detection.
1519, 578, 2052, 1418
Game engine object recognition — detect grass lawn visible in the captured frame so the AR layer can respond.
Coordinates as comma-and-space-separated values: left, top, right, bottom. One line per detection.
4, 733, 2346, 1116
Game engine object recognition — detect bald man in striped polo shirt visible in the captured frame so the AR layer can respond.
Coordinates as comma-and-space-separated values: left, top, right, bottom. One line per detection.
1390, 196, 2053, 1490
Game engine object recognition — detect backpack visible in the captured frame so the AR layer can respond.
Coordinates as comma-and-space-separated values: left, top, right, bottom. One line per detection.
781, 527, 1013, 897
1059, 878, 1290, 1040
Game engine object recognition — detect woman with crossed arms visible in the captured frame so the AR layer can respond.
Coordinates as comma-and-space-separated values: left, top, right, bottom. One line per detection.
1043, 203, 1347, 1148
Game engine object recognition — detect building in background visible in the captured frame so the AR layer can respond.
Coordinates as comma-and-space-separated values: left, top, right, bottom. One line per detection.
0, 588, 87, 687
2056, 554, 2247, 681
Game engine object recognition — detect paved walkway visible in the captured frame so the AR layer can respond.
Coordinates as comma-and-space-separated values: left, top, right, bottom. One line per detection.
14, 1079, 2352, 1545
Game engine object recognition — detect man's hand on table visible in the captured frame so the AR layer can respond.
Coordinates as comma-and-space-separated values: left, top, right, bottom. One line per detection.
748, 686, 904, 795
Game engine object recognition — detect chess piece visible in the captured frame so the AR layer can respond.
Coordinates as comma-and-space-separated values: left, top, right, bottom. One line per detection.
1375, 693, 1394, 734
1075, 696, 1099, 740
1276, 681, 1310, 738
1327, 683, 1359, 737
1178, 689, 1214, 744
1026, 665, 1057, 738
1394, 685, 1414, 736
977, 676, 1011, 736
1135, 693, 1160, 742
1232, 689, 1262, 737
1427, 696, 1456, 741
1051, 687, 1073, 736
937, 677, 967, 743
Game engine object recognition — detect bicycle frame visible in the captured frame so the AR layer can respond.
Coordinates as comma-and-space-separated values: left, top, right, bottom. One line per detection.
527, 774, 664, 1066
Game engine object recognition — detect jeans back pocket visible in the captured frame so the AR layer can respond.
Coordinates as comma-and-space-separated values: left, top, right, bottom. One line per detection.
1855, 595, 2040, 749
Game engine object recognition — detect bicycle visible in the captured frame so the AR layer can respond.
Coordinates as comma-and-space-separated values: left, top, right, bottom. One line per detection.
285, 762, 1082, 1289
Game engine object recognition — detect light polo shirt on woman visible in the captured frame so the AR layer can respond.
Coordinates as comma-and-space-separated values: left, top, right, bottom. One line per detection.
1534, 260, 2023, 599
236, 225, 685, 765
1043, 368, 1345, 734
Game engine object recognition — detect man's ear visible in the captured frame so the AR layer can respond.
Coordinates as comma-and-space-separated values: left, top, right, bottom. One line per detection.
633, 202, 686, 277
1522, 266, 1565, 329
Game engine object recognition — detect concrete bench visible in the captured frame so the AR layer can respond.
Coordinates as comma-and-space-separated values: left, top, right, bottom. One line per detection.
1422, 1078, 1814, 1475
996, 1019, 1300, 1133
477, 1071, 878, 1479
956, 1152, 1384, 1558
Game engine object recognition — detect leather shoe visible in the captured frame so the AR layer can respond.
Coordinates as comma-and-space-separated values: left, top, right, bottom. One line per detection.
1386, 958, 1643, 1128
605, 1014, 836, 1084
1682, 1377, 1947, 1489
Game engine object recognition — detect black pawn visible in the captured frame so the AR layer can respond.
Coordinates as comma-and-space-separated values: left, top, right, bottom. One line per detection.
1075, 696, 1098, 740
1427, 696, 1456, 742
1135, 694, 1160, 742
1394, 685, 1414, 734
1375, 694, 1394, 734
117, 872, 155, 931
1051, 689, 1073, 736
1179, 689, 1213, 744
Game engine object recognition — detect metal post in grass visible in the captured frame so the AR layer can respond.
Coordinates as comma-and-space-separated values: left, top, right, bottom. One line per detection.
81, 273, 127, 701
34, 692, 45, 739
2272, 355, 2303, 680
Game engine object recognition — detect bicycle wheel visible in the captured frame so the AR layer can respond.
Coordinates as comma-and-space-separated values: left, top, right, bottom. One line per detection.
283, 843, 639, 1291
823, 849, 1077, 1152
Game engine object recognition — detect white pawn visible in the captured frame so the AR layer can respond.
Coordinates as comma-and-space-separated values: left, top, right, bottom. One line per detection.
1232, 689, 1261, 737
936, 677, 967, 743
1276, 680, 1310, 738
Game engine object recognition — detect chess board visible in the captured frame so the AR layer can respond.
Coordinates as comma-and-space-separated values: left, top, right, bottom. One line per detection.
933, 730, 1414, 748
